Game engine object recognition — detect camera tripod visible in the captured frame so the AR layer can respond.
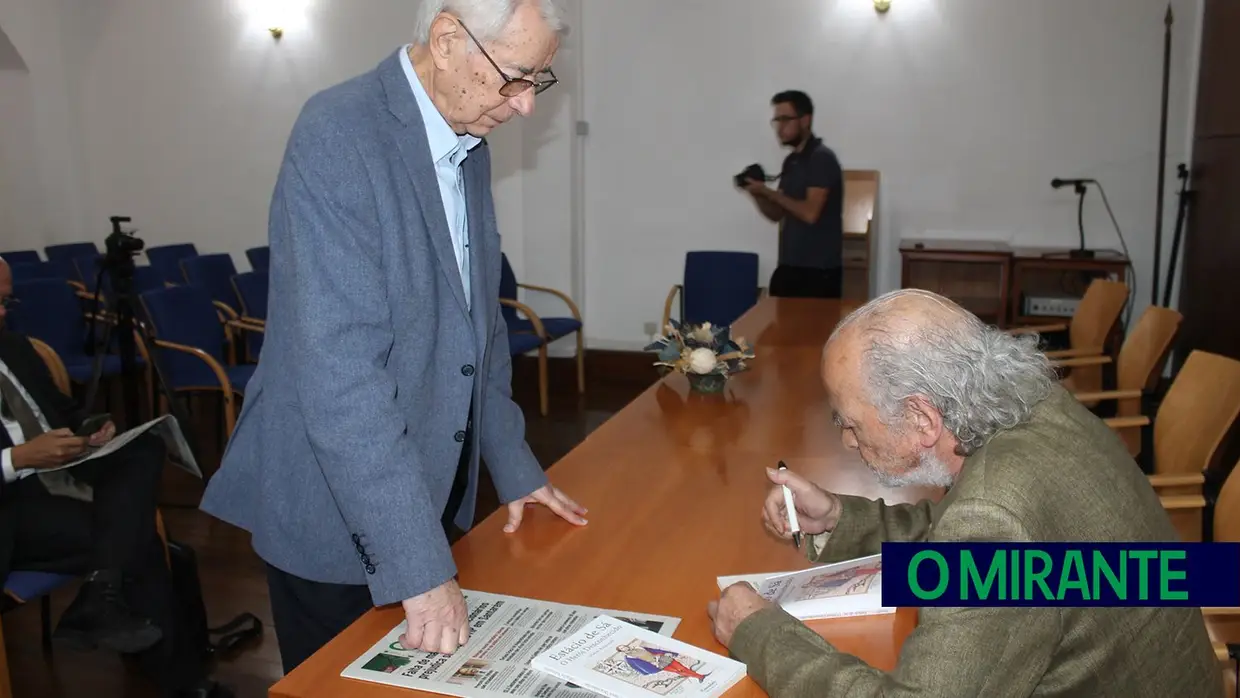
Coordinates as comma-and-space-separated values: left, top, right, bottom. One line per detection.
80, 217, 190, 452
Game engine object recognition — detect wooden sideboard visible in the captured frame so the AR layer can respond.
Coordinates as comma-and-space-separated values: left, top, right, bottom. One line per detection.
899, 239, 1130, 328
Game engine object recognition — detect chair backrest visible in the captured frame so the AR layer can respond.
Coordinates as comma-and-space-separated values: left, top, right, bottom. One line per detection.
140, 285, 229, 365
0, 250, 40, 265
8, 262, 63, 283
1115, 306, 1183, 397
682, 251, 760, 327
231, 271, 269, 320
499, 253, 519, 325
180, 253, 239, 311
1068, 279, 1129, 351
7, 279, 86, 360
43, 242, 99, 262
145, 243, 199, 284
1153, 350, 1240, 476
246, 246, 270, 273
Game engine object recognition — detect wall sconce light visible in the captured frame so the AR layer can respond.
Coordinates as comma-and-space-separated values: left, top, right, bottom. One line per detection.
874, 0, 891, 12
269, 26, 284, 39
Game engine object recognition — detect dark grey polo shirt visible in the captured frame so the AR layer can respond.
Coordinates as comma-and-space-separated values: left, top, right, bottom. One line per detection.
776, 137, 844, 270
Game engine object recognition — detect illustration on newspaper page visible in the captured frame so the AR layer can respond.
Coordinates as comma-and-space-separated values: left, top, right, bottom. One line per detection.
530, 615, 747, 698
340, 590, 682, 698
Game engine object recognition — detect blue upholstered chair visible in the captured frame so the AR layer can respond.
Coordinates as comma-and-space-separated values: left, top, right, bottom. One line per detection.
140, 285, 254, 436
0, 250, 40, 265
230, 271, 268, 361
245, 246, 270, 273
180, 253, 241, 316
43, 242, 99, 263
6, 279, 136, 385
498, 254, 584, 407
145, 243, 198, 285
661, 251, 762, 330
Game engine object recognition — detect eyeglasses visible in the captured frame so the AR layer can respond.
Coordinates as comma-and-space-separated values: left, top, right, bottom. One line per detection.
0, 297, 17, 310
458, 20, 558, 97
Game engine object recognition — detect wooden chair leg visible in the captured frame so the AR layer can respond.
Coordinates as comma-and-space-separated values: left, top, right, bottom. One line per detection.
0, 614, 12, 698
576, 331, 585, 394
538, 345, 549, 417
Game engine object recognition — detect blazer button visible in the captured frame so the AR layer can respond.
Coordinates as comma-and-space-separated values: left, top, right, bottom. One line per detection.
351, 534, 360, 544
361, 554, 372, 565
461, 364, 475, 377
365, 564, 376, 575
454, 430, 466, 442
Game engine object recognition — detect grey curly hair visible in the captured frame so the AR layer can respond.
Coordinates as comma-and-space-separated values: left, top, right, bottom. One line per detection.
413, 0, 565, 46
831, 289, 1055, 456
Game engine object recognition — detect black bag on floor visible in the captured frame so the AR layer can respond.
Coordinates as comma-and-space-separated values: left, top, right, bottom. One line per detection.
166, 539, 263, 661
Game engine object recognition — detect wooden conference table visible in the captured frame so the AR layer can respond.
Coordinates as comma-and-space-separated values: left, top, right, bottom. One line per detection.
270, 298, 938, 698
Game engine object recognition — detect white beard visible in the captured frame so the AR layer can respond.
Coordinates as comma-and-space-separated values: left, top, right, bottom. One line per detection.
873, 451, 956, 489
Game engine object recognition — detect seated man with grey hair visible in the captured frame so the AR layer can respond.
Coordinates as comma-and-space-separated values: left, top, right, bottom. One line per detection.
707, 289, 1220, 696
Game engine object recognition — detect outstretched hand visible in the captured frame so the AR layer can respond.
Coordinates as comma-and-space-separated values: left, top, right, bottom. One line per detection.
504, 484, 588, 533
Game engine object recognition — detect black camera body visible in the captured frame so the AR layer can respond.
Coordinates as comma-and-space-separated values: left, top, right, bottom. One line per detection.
104, 215, 144, 263
734, 163, 767, 188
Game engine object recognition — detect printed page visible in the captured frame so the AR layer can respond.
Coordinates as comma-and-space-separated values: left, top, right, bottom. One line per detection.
47, 415, 202, 478
531, 615, 746, 698
758, 553, 892, 619
341, 590, 681, 698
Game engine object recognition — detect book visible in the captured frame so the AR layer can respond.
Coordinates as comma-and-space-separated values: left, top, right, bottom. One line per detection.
341, 590, 681, 698
716, 553, 893, 620
530, 615, 747, 698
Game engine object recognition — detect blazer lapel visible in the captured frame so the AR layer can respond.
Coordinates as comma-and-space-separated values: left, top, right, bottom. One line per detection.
378, 50, 469, 316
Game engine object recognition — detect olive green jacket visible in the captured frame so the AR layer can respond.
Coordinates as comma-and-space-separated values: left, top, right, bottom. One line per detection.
730, 385, 1221, 697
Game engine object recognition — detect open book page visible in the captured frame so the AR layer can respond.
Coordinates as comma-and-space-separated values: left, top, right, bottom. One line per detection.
530, 615, 746, 698
341, 590, 681, 698
716, 553, 893, 621
48, 415, 202, 478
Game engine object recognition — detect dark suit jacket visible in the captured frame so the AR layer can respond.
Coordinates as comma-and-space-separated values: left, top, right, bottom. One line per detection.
0, 330, 88, 581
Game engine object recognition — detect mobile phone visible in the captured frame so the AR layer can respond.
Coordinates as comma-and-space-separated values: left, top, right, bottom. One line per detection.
75, 413, 111, 437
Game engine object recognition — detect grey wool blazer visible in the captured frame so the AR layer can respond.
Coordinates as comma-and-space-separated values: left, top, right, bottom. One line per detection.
200, 48, 548, 606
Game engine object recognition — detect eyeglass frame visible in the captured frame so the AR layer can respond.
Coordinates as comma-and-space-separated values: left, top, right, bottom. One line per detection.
0, 296, 17, 310
457, 20, 558, 97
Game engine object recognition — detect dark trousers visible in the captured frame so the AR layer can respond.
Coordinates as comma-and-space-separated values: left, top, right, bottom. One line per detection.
266, 429, 473, 676
768, 265, 843, 299
0, 434, 207, 694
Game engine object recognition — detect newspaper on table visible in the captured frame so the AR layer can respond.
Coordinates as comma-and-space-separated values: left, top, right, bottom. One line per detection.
50, 414, 201, 478
341, 590, 682, 698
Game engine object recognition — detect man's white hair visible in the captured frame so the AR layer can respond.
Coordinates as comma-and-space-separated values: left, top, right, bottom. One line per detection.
413, 0, 565, 46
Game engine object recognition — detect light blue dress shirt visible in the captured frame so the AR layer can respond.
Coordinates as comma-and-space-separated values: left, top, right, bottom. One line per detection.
400, 45, 482, 310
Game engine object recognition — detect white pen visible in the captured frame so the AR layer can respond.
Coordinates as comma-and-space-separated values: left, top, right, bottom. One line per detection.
778, 461, 802, 548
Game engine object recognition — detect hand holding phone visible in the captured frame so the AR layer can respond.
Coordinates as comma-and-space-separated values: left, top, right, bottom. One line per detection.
75, 413, 112, 437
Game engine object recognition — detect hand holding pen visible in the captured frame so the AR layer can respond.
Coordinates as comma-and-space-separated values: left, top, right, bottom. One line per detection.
763, 462, 842, 546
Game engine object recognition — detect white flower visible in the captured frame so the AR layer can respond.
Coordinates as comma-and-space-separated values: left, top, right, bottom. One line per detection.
687, 347, 717, 374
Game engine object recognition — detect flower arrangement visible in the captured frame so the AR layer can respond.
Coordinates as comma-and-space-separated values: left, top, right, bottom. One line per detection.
643, 320, 756, 393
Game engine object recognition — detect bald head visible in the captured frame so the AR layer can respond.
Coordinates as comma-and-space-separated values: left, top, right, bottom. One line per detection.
821, 289, 1054, 487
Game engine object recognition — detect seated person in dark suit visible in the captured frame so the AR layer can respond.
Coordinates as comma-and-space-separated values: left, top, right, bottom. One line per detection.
0, 258, 230, 697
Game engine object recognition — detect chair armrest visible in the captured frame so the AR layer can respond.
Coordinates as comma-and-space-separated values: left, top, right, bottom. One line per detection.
1158, 494, 1205, 510
1104, 416, 1150, 430
1074, 389, 1143, 403
151, 339, 236, 395
212, 300, 239, 321
1052, 355, 1112, 369
1008, 323, 1069, 336
1148, 473, 1205, 489
661, 284, 682, 332
516, 283, 582, 322
28, 338, 71, 396
1044, 346, 1105, 359
226, 319, 265, 334
499, 298, 547, 338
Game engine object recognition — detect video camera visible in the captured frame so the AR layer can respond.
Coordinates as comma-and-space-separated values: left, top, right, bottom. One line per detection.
105, 215, 144, 262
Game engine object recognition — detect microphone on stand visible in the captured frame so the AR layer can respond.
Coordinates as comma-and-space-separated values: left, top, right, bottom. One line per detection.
1050, 177, 1096, 259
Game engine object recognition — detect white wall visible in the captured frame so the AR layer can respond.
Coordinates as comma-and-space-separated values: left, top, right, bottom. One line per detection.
581, 0, 1202, 349
0, 0, 1204, 357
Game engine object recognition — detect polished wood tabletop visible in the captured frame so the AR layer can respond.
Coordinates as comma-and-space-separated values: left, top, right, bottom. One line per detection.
270, 297, 933, 698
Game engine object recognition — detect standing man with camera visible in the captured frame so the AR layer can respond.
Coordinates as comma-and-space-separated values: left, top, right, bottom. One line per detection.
739, 90, 845, 299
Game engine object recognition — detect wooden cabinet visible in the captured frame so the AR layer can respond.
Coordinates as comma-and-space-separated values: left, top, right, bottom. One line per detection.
842, 170, 878, 300
899, 240, 1129, 329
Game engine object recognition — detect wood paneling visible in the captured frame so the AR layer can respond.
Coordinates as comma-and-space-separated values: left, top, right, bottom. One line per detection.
1194, 0, 1240, 139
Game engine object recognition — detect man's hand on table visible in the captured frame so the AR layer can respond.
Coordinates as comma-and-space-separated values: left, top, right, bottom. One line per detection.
708, 583, 774, 648
400, 578, 470, 654
503, 483, 588, 533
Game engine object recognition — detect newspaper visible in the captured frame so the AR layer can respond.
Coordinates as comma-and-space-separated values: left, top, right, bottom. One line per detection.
341, 590, 681, 698
49, 414, 201, 478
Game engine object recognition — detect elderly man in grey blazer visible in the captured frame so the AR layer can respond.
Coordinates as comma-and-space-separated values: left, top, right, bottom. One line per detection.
200, 0, 586, 674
